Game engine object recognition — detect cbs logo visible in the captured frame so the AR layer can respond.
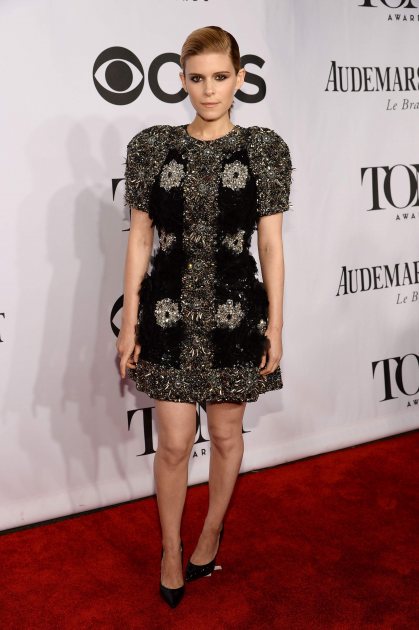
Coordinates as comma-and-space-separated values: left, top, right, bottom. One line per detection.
93, 46, 266, 106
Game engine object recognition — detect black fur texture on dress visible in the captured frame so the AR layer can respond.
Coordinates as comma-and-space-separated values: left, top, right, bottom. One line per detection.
212, 151, 270, 368
135, 247, 185, 368
136, 272, 184, 368
215, 251, 258, 297
149, 149, 186, 232
211, 252, 271, 366
135, 151, 186, 368
211, 317, 267, 368
150, 247, 185, 299
217, 149, 258, 233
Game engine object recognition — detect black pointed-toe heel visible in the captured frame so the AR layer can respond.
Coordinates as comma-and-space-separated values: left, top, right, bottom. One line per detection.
185, 524, 224, 582
160, 541, 185, 608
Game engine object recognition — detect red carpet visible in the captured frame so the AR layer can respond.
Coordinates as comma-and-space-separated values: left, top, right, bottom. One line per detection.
1, 430, 418, 629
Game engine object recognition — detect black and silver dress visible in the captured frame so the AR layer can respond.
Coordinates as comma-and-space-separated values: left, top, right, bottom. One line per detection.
124, 123, 292, 403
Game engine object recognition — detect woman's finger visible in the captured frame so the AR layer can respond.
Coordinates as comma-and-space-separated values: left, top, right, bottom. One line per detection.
133, 343, 141, 363
126, 358, 136, 368
259, 350, 267, 369
262, 360, 280, 375
120, 350, 137, 378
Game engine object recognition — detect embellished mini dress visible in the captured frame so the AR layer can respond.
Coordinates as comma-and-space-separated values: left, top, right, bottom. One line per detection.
123, 123, 292, 403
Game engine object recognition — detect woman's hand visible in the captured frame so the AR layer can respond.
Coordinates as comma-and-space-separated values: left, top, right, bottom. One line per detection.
259, 327, 283, 377
116, 325, 141, 379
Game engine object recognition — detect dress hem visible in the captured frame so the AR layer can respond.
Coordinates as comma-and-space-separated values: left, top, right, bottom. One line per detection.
126, 359, 283, 404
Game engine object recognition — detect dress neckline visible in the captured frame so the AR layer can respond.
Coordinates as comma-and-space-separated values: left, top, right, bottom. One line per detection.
182, 123, 240, 144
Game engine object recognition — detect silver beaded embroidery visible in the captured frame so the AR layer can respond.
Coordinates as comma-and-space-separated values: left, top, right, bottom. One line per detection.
257, 318, 268, 334
186, 219, 208, 250
222, 229, 246, 254
215, 299, 244, 329
154, 298, 181, 327
124, 123, 292, 402
221, 160, 249, 190
179, 144, 218, 371
159, 228, 176, 252
159, 159, 185, 190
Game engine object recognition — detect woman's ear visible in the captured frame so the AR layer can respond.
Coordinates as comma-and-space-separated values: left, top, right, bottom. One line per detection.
236, 67, 246, 92
179, 71, 187, 92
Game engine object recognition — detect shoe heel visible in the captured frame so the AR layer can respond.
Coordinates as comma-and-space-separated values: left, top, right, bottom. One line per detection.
160, 540, 185, 608
185, 523, 224, 583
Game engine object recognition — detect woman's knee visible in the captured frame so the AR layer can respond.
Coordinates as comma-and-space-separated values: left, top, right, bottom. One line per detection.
157, 437, 194, 466
210, 426, 244, 456
207, 401, 246, 453
154, 400, 196, 465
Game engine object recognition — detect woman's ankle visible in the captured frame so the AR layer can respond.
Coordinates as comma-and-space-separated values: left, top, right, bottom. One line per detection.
201, 520, 223, 537
162, 537, 182, 553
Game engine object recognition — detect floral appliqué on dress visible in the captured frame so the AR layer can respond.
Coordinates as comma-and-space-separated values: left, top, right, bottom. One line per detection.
160, 159, 185, 191
221, 161, 249, 191
154, 298, 181, 328
215, 299, 244, 329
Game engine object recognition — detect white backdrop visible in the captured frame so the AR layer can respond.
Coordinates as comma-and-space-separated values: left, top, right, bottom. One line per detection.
1, 0, 418, 531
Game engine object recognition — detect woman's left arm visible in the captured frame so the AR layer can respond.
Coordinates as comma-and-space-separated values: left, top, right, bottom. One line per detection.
257, 212, 284, 376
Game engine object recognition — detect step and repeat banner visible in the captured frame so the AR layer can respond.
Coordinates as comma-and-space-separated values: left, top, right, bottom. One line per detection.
1, 0, 417, 530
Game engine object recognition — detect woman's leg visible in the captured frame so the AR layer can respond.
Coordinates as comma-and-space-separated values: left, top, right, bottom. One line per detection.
154, 399, 196, 588
189, 401, 246, 564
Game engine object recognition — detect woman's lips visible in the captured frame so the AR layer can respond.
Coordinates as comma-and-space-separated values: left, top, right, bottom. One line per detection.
202, 103, 219, 107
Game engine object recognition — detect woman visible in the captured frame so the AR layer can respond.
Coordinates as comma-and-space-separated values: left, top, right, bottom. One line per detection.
116, 25, 293, 608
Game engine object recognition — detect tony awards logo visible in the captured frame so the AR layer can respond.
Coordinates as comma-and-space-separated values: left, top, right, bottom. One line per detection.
358, 0, 419, 22
372, 352, 419, 407
361, 163, 419, 219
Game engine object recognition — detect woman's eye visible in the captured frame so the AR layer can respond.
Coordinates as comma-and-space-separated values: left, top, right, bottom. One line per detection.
190, 75, 227, 83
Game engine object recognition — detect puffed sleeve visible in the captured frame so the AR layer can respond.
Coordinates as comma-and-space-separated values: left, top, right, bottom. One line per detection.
249, 127, 293, 217
123, 127, 159, 213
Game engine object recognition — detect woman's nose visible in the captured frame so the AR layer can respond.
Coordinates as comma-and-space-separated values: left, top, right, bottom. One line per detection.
204, 82, 215, 95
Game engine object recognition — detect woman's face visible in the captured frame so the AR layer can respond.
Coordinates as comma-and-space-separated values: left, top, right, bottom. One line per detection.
180, 52, 245, 121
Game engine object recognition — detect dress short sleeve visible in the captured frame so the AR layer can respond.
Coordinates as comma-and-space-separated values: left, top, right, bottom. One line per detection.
249, 127, 293, 217
124, 126, 160, 213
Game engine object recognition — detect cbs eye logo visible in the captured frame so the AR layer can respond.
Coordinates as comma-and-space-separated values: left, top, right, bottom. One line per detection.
93, 46, 266, 106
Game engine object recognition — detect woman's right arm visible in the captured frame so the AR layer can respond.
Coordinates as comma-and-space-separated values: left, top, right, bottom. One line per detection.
116, 208, 154, 378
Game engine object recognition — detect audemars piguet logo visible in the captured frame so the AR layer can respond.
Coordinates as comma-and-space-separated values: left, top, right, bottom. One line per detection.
361, 163, 419, 219
325, 62, 419, 92
325, 61, 419, 110
372, 352, 419, 407
336, 260, 419, 305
